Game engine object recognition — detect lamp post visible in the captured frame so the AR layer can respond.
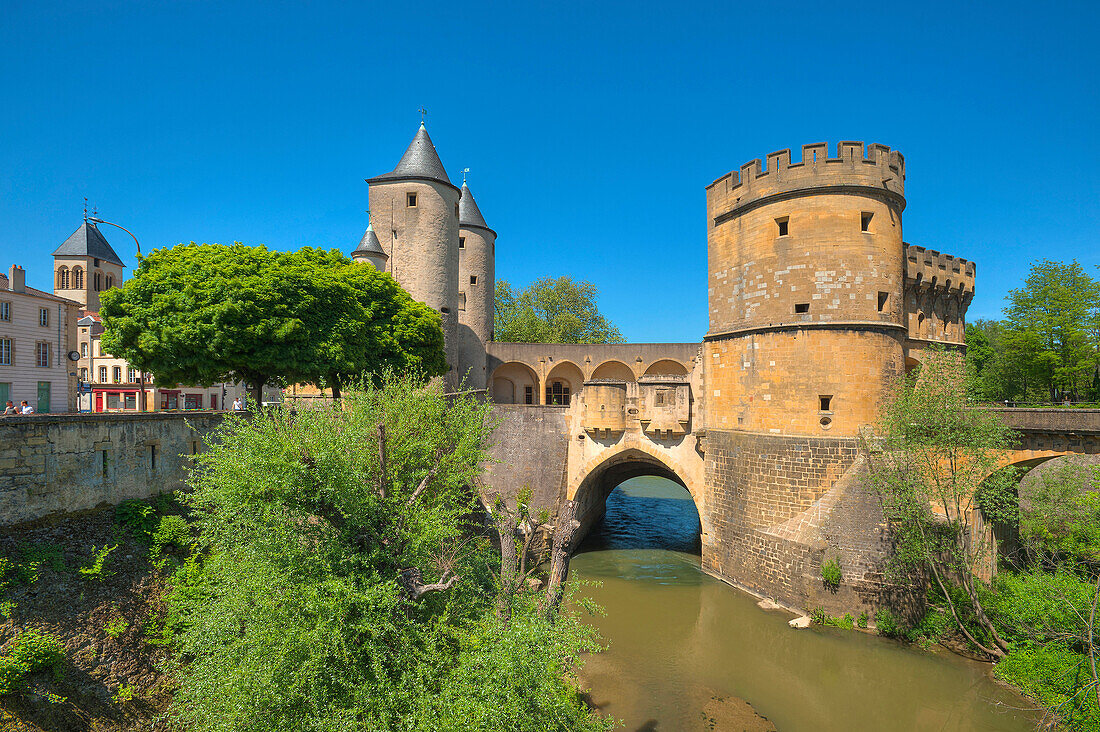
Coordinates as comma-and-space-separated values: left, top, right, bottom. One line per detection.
86, 217, 147, 412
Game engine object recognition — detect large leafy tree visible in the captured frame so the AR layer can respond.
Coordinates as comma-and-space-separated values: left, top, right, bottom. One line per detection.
99, 243, 446, 405
495, 277, 625, 344
862, 350, 1020, 658
166, 376, 608, 731
1003, 260, 1100, 402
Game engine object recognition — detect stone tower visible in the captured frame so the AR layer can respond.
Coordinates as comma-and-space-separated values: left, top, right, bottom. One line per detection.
51, 221, 126, 311
350, 221, 388, 271
456, 181, 496, 389
704, 141, 906, 437
701, 142, 908, 602
366, 123, 461, 386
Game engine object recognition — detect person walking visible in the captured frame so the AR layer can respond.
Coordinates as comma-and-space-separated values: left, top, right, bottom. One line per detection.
2, 400, 16, 415
19, 400, 34, 414
232, 397, 244, 411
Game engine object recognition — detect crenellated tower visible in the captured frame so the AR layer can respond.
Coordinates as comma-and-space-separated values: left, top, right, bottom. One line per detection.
704, 141, 907, 437
456, 180, 496, 389
365, 123, 461, 386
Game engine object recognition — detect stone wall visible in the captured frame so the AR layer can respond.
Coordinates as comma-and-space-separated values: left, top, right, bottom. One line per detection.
481, 405, 570, 513
701, 428, 892, 615
0, 412, 226, 525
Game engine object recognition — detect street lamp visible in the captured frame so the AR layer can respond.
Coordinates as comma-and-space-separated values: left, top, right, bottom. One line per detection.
87, 216, 147, 412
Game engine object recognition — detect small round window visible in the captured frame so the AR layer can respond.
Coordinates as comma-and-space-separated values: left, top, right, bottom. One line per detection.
819, 416, 833, 430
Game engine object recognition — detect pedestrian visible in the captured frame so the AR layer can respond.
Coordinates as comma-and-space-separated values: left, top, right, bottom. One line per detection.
2, 400, 16, 415
232, 397, 244, 411
19, 400, 33, 415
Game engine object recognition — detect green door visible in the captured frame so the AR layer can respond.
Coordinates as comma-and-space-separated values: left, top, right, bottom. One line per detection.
0, 383, 9, 408
37, 381, 50, 413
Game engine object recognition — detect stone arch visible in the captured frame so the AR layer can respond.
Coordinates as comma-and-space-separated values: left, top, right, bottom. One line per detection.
490, 361, 538, 405
56, 266, 70, 289
567, 443, 704, 544
643, 359, 689, 377
545, 360, 583, 405
591, 359, 635, 382
72, 266, 84, 289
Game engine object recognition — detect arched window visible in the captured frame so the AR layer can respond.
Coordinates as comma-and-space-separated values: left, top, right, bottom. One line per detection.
105, 275, 114, 289
94, 271, 102, 292
57, 267, 69, 289
73, 267, 84, 289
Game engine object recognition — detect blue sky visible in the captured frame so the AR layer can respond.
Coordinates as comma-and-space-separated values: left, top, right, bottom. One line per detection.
2, 0, 1097, 343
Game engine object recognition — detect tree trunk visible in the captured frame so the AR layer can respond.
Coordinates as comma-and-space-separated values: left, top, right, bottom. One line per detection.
542, 499, 581, 622
329, 373, 342, 401
250, 377, 265, 410
496, 510, 518, 624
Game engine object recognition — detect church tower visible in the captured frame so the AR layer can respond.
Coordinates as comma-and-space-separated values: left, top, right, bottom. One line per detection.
365, 123, 461, 386
52, 219, 125, 311
456, 180, 496, 389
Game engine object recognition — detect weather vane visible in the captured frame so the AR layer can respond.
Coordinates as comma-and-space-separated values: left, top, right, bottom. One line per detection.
419, 106, 427, 124
462, 168, 469, 185
83, 197, 88, 222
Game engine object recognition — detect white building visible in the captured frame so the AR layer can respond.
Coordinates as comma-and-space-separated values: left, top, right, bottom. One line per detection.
0, 265, 80, 413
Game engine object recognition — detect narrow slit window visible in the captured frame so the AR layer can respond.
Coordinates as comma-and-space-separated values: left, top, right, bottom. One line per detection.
776, 216, 789, 237
861, 212, 873, 232
406, 192, 417, 208
524, 386, 533, 405
149, 444, 157, 472
819, 395, 832, 412
454, 203, 459, 216
459, 237, 465, 249
795, 303, 809, 314
101, 450, 109, 477
877, 291, 889, 312
469, 275, 477, 285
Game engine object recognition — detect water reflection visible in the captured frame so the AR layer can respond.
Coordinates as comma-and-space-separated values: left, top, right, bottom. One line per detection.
571, 476, 1039, 731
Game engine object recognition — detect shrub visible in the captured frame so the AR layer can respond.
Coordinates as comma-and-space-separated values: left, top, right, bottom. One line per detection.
857, 611, 868, 628
113, 683, 135, 703
875, 608, 904, 638
10, 630, 65, 672
78, 544, 117, 582
821, 558, 842, 590
0, 656, 28, 695
810, 607, 827, 625
17, 543, 65, 584
116, 500, 157, 540
104, 617, 129, 639
150, 515, 193, 560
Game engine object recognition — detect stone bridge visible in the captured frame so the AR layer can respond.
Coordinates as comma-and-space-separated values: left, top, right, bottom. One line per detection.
987, 408, 1100, 473
481, 342, 707, 536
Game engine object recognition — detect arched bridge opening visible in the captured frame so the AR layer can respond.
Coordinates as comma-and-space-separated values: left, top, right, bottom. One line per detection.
569, 448, 702, 555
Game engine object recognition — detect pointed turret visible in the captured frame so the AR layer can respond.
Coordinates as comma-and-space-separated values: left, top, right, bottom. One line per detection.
459, 182, 495, 235
351, 222, 388, 271
368, 123, 457, 191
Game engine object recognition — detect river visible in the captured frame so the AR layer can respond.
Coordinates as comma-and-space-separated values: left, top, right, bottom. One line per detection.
569, 476, 1041, 731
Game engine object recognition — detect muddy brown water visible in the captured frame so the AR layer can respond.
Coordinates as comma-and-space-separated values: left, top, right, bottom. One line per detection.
569, 477, 1041, 731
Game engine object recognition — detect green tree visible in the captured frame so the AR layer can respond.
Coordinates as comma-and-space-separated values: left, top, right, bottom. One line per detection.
100, 243, 446, 405
1003, 260, 1100, 402
495, 277, 625, 344
166, 376, 609, 731
862, 349, 1020, 658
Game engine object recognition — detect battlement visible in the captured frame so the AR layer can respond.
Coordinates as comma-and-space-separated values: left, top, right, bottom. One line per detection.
707, 142, 905, 217
904, 244, 976, 292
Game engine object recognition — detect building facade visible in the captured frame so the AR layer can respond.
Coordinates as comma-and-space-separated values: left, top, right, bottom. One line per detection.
0, 265, 80, 413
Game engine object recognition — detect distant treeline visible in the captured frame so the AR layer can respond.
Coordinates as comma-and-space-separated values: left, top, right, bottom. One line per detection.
967, 260, 1100, 404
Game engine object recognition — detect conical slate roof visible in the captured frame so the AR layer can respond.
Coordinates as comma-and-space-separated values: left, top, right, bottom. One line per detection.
459, 183, 489, 229
52, 222, 125, 267
353, 223, 386, 257
368, 123, 457, 190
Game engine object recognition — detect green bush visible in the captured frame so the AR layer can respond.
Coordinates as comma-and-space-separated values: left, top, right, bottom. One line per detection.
116, 499, 157, 540
810, 607, 827, 625
78, 544, 117, 582
857, 611, 868, 629
104, 617, 129, 639
150, 515, 193, 560
874, 608, 904, 638
0, 656, 28, 695
16, 543, 65, 584
10, 630, 65, 672
996, 643, 1100, 731
821, 558, 842, 590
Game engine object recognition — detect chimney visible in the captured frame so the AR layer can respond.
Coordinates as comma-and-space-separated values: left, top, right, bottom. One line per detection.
0, 272, 7, 290
9, 265, 24, 293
